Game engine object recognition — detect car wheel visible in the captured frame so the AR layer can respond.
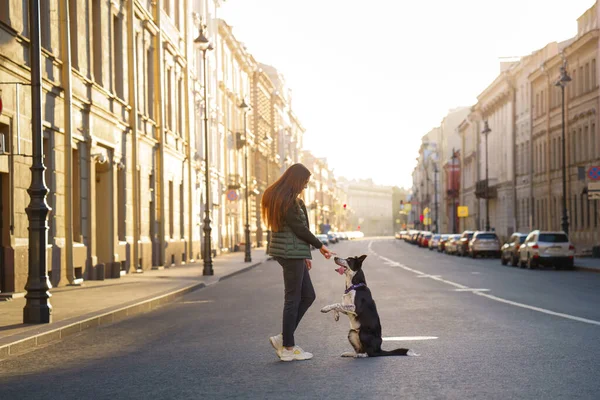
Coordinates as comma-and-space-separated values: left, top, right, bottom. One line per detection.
501, 254, 507, 265
510, 254, 518, 267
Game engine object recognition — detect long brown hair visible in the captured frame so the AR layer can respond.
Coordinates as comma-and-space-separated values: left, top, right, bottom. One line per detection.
261, 163, 311, 232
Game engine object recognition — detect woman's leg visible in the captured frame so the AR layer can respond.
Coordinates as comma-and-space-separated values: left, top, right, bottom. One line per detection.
279, 258, 310, 348
295, 261, 316, 328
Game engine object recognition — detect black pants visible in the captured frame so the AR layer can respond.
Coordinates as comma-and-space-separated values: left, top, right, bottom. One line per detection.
276, 257, 316, 347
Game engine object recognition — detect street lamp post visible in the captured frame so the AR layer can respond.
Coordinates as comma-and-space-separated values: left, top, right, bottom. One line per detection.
239, 99, 252, 262
482, 121, 491, 232
434, 164, 439, 234
555, 63, 571, 235
23, 0, 52, 323
195, 24, 214, 275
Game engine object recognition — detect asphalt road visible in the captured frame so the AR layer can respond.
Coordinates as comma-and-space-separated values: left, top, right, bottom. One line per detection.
1, 238, 599, 400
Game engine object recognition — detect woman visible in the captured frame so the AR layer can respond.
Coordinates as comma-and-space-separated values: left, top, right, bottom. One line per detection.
261, 163, 333, 362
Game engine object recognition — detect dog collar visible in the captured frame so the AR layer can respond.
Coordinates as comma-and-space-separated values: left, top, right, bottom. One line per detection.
344, 283, 366, 294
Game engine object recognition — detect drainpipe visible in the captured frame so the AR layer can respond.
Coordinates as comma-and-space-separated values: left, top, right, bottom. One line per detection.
528, 80, 534, 231
59, 0, 76, 284
544, 70, 552, 230
127, 0, 140, 271
511, 85, 517, 234
155, 1, 166, 268
184, 0, 193, 262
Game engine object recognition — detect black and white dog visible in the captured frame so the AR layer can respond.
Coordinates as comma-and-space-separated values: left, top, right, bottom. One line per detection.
321, 255, 416, 358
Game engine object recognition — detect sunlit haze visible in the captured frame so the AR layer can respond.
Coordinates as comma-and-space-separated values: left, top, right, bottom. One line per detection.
221, 0, 595, 189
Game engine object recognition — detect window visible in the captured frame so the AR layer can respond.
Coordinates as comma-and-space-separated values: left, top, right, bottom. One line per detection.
584, 126, 589, 161
573, 195, 578, 230
0, 1, 9, 25
69, 0, 78, 67
117, 167, 126, 241
180, 182, 184, 239
177, 77, 183, 135
581, 194, 585, 228
579, 66, 584, 95
166, 67, 172, 130
92, 0, 103, 84
169, 181, 174, 239
40, 0, 50, 50
146, 46, 155, 119
592, 124, 596, 160
587, 194, 591, 228
592, 59, 597, 88
113, 15, 124, 99
585, 63, 590, 92
73, 147, 82, 241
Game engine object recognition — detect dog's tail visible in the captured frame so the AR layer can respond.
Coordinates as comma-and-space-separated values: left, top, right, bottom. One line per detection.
369, 348, 418, 357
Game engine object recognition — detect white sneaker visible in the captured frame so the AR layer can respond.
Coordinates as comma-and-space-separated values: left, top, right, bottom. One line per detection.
269, 334, 283, 357
280, 346, 313, 362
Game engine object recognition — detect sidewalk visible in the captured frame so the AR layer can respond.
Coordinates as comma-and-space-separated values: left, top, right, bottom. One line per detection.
575, 257, 600, 272
0, 250, 270, 360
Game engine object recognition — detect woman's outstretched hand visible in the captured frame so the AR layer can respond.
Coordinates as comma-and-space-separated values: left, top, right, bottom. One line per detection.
320, 245, 334, 259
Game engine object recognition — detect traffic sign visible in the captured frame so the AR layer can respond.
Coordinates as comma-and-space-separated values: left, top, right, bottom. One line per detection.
588, 166, 600, 181
457, 206, 469, 218
226, 189, 238, 201
588, 181, 600, 200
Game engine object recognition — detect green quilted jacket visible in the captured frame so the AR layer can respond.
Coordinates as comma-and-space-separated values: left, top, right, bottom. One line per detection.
267, 199, 323, 259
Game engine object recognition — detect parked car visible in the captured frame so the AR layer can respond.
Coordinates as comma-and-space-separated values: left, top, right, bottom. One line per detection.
517, 230, 575, 270
327, 232, 339, 243
429, 234, 441, 250
438, 234, 450, 252
468, 231, 501, 258
457, 230, 475, 256
422, 233, 433, 248
500, 233, 527, 266
445, 234, 462, 255
315, 234, 330, 246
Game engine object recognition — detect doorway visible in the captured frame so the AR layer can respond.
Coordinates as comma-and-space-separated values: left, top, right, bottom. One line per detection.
95, 157, 113, 268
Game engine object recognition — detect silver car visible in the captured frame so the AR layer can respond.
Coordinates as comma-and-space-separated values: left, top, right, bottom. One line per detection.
517, 230, 575, 270
468, 231, 501, 258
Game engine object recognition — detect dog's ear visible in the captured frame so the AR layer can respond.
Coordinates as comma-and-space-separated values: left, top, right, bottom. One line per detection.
358, 255, 367, 263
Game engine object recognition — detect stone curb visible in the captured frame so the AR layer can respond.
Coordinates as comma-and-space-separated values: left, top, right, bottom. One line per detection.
574, 266, 600, 273
0, 260, 265, 360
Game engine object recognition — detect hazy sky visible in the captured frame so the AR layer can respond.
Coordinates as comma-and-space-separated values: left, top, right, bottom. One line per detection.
220, 0, 595, 189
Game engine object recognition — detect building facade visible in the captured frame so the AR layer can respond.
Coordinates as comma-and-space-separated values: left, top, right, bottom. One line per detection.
0, 0, 350, 296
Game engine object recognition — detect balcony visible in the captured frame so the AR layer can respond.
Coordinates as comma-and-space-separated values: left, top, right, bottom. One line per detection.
475, 179, 497, 199
227, 174, 242, 190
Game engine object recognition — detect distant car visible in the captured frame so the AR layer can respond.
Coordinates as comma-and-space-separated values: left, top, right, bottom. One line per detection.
468, 231, 501, 258
429, 234, 441, 250
327, 232, 339, 243
518, 230, 575, 270
457, 230, 475, 256
500, 233, 527, 266
438, 234, 450, 252
315, 234, 330, 246
445, 234, 462, 255
421, 233, 433, 248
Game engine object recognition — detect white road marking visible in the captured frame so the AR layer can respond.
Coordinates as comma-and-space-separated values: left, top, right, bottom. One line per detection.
455, 288, 490, 292
180, 300, 214, 305
417, 274, 441, 279
471, 272, 480, 275
369, 240, 600, 327
383, 336, 438, 341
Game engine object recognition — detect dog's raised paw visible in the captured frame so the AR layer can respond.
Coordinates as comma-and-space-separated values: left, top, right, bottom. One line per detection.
334, 311, 340, 321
